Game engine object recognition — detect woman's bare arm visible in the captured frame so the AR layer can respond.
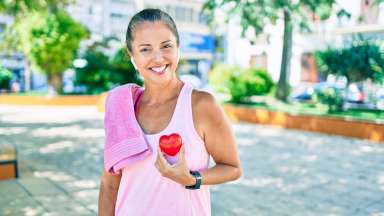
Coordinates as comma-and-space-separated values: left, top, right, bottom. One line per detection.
98, 170, 121, 216
193, 91, 242, 185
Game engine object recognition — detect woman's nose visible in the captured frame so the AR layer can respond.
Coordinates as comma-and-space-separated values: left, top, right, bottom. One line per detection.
152, 50, 165, 62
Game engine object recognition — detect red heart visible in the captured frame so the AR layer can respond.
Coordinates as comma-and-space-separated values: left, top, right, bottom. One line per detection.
159, 133, 182, 156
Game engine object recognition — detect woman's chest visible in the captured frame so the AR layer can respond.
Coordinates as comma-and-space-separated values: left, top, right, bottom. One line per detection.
136, 101, 177, 134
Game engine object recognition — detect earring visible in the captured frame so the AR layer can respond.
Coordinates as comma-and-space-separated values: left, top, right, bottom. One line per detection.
131, 57, 137, 69
176, 49, 181, 63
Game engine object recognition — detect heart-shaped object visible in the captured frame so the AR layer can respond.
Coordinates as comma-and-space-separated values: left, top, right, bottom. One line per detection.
159, 133, 182, 156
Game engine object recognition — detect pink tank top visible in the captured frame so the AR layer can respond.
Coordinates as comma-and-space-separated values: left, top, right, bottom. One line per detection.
115, 83, 211, 216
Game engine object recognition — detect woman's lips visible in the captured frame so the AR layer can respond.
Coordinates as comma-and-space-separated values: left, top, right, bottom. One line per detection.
150, 65, 168, 75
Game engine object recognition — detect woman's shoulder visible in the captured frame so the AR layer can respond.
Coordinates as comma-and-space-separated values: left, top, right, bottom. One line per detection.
191, 90, 223, 124
107, 83, 141, 98
191, 90, 216, 108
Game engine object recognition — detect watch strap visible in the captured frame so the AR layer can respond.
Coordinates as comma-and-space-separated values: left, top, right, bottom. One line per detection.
185, 171, 202, 190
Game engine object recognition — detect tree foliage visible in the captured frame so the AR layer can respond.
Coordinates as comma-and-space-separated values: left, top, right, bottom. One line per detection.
0, 0, 87, 93
0, 0, 73, 16
315, 41, 384, 84
203, 0, 337, 37
202, 0, 344, 101
10, 10, 88, 93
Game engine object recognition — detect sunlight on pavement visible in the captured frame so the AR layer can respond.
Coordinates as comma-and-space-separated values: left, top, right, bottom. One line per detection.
39, 141, 75, 154
33, 171, 77, 182
32, 126, 104, 139
0, 127, 27, 135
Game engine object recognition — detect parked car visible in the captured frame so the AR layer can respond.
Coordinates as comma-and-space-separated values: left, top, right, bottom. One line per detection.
344, 83, 375, 110
290, 81, 382, 110
376, 87, 384, 110
289, 82, 344, 103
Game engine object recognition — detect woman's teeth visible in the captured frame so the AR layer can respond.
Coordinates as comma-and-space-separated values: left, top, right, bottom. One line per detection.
151, 65, 167, 73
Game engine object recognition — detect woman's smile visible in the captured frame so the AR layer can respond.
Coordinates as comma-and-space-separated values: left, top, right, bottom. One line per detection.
149, 64, 169, 75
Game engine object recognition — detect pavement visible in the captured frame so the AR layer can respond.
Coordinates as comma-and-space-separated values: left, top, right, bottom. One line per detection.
0, 105, 383, 216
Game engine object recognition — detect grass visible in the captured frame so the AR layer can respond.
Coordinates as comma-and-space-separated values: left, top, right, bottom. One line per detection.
225, 96, 384, 123
5, 91, 49, 96
2, 91, 98, 96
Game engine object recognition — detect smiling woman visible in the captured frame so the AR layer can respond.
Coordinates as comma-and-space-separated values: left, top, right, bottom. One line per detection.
127, 15, 180, 86
98, 8, 242, 216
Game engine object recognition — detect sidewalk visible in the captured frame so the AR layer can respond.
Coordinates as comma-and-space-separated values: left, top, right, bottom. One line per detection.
0, 105, 383, 215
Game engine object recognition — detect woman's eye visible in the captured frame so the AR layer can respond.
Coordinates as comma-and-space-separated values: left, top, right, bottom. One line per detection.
140, 48, 150, 52
163, 44, 172, 49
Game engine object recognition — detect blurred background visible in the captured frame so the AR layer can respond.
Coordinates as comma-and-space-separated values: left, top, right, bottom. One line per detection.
0, 0, 383, 115
0, 0, 384, 215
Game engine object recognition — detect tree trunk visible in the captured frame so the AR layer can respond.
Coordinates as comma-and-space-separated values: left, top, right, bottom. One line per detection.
47, 73, 63, 94
275, 9, 293, 101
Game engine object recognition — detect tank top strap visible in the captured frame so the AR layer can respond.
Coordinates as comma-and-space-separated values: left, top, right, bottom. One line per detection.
170, 83, 194, 129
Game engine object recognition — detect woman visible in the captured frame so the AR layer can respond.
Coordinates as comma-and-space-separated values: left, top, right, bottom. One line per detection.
98, 8, 242, 216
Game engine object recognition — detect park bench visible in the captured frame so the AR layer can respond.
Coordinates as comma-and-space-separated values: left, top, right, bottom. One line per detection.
0, 143, 18, 180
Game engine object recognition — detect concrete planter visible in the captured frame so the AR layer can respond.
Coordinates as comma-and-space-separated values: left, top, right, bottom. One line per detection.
223, 103, 384, 143
0, 95, 100, 106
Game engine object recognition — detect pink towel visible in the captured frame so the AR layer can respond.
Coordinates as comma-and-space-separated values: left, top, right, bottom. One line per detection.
103, 83, 152, 174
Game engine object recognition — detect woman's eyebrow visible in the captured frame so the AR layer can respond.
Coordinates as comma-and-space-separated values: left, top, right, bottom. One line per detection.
161, 40, 171, 44
139, 43, 151, 47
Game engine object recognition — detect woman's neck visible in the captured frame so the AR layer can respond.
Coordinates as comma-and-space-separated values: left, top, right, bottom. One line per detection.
141, 79, 184, 105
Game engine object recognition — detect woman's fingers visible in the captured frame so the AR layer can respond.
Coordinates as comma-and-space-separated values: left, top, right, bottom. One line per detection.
157, 145, 168, 164
155, 146, 171, 175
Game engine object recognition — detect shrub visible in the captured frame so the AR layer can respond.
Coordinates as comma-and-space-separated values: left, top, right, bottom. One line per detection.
315, 86, 344, 113
208, 64, 241, 94
241, 67, 274, 96
209, 64, 274, 103
0, 65, 12, 90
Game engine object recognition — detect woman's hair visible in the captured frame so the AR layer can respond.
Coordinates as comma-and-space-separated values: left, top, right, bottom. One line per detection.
126, 8, 180, 53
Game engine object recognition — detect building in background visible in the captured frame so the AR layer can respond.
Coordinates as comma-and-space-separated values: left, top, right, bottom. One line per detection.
0, 14, 30, 92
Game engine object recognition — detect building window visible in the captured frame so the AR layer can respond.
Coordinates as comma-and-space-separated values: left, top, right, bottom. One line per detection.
175, 6, 186, 21
187, 8, 194, 22
110, 13, 129, 19
198, 13, 208, 25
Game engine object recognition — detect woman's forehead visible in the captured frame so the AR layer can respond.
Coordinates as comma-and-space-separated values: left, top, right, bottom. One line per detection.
133, 21, 176, 45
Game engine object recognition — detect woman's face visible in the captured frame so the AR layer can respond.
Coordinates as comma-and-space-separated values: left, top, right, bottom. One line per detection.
130, 21, 179, 86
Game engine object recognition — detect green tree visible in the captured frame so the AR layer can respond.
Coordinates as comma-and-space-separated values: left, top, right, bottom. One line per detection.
11, 11, 88, 93
0, 0, 83, 94
203, 0, 345, 101
0, 0, 73, 16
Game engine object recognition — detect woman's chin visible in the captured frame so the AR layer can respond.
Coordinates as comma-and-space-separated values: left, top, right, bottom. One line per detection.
151, 70, 166, 76
146, 73, 173, 84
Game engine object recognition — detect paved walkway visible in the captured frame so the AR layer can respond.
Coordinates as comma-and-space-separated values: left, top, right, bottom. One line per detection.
0, 105, 383, 216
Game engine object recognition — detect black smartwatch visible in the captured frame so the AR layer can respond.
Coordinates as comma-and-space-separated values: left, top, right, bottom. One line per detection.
185, 171, 202, 190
